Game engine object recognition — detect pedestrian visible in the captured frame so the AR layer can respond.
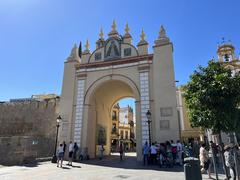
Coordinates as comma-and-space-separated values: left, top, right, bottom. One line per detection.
171, 140, 177, 164
99, 144, 105, 160
142, 141, 150, 165
199, 143, 212, 179
63, 141, 67, 157
73, 142, 79, 161
176, 140, 183, 165
119, 142, 124, 160
192, 138, 200, 158
150, 143, 157, 165
224, 145, 236, 180
57, 144, 64, 168
67, 141, 73, 166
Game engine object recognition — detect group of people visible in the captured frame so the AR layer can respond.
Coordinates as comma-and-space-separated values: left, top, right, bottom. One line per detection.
199, 141, 240, 180
142, 140, 184, 167
56, 141, 79, 168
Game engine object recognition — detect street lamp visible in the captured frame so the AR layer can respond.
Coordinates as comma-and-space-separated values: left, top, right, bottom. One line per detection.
146, 110, 152, 145
51, 115, 62, 163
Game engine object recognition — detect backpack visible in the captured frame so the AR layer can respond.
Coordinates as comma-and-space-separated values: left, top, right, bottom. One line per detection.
172, 146, 177, 154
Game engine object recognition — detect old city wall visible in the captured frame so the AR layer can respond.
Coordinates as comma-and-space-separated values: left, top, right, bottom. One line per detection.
0, 98, 59, 165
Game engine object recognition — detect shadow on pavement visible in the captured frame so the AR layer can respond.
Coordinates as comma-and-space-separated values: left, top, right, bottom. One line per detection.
78, 155, 184, 172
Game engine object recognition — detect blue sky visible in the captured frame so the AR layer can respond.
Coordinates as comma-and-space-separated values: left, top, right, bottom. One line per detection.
0, 0, 239, 101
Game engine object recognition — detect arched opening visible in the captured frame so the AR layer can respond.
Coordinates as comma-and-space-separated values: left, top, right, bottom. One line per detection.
82, 77, 140, 159
110, 97, 136, 156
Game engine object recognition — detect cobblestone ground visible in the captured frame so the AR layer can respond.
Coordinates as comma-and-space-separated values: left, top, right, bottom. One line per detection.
0, 153, 227, 180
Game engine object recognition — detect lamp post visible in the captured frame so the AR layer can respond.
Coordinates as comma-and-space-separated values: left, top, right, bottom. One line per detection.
146, 110, 152, 145
51, 115, 62, 163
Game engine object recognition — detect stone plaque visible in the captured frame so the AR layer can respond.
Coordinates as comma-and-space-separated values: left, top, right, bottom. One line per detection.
160, 120, 170, 129
160, 107, 173, 117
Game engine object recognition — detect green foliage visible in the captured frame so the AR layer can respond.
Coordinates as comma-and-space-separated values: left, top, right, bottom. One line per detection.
184, 60, 240, 134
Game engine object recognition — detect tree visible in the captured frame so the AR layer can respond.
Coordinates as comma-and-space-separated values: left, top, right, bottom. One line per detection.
184, 60, 240, 134
184, 60, 240, 179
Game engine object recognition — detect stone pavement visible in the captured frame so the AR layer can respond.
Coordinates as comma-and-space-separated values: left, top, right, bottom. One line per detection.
0, 153, 227, 180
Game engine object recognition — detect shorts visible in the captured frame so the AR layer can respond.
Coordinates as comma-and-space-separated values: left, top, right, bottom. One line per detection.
69, 151, 73, 158
58, 152, 64, 158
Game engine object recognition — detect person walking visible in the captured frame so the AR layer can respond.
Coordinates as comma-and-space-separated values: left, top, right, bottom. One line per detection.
224, 145, 236, 180
119, 143, 124, 160
67, 141, 74, 166
150, 143, 157, 165
176, 140, 183, 165
142, 141, 150, 165
99, 144, 105, 160
199, 143, 212, 179
73, 142, 79, 161
63, 141, 67, 158
57, 144, 64, 168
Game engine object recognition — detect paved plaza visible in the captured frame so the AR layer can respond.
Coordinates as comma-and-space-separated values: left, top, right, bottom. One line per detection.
0, 153, 227, 180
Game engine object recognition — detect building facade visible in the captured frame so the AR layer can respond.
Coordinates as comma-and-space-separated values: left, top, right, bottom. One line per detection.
59, 21, 179, 160
176, 87, 203, 142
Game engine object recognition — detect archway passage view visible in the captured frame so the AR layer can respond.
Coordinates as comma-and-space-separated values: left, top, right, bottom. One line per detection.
85, 80, 138, 158
110, 98, 136, 155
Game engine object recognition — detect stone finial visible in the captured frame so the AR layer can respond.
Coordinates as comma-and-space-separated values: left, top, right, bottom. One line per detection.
125, 23, 130, 34
99, 28, 104, 40
112, 20, 117, 31
83, 39, 90, 54
137, 28, 148, 46
67, 43, 80, 62
140, 28, 146, 41
154, 25, 170, 46
85, 39, 90, 51
159, 25, 167, 39
123, 22, 132, 43
108, 20, 119, 37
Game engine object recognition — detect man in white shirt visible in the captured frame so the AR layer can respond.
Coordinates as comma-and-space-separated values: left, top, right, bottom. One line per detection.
67, 141, 74, 166
176, 140, 183, 165
150, 143, 157, 164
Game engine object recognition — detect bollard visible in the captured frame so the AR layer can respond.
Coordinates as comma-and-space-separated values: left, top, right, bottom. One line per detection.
184, 157, 202, 180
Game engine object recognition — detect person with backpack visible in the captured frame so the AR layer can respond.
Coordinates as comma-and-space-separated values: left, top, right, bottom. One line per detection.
171, 140, 177, 165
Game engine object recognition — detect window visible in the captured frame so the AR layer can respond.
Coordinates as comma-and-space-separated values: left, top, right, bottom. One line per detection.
112, 123, 117, 133
124, 48, 131, 57
120, 130, 124, 139
95, 52, 102, 61
112, 111, 117, 120
125, 131, 128, 139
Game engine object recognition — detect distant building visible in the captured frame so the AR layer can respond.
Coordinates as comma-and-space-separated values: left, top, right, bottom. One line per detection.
176, 87, 203, 142
110, 104, 136, 152
119, 106, 135, 151
0, 94, 59, 165
177, 41, 240, 144
207, 41, 240, 144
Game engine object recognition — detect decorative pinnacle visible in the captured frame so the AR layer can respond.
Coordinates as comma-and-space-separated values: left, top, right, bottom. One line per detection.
111, 20, 117, 31
159, 25, 167, 39
99, 28, 104, 39
140, 28, 146, 41
85, 39, 90, 51
125, 22, 130, 34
